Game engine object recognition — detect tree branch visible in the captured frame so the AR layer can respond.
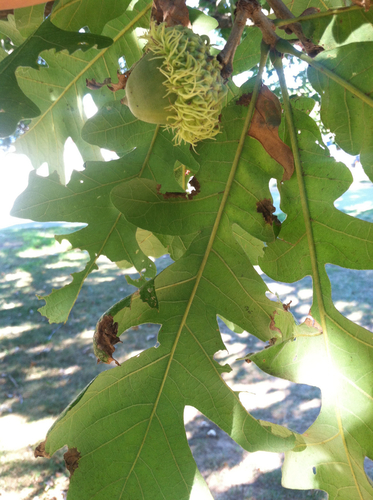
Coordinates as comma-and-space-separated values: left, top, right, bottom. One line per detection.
218, 0, 277, 80
266, 0, 323, 57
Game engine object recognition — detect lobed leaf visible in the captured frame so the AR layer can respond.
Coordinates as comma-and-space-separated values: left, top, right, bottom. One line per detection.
40, 94, 302, 500
257, 101, 373, 498
308, 42, 373, 181
11, 0, 152, 179
0, 17, 112, 140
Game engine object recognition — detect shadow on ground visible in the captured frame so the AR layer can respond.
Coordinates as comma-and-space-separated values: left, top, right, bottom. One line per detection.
1, 223, 373, 500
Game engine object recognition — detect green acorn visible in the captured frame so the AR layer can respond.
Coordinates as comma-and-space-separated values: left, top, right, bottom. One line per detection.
123, 23, 228, 147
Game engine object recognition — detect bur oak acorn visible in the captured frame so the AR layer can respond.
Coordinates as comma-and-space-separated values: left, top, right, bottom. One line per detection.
122, 23, 228, 147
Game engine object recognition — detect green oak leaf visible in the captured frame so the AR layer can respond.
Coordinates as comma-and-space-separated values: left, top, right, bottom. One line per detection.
12, 0, 152, 179
14, 4, 45, 38
81, 101, 200, 193
37, 93, 308, 500
308, 42, 373, 181
50, 0, 132, 34
302, 7, 373, 50
11, 151, 157, 324
257, 102, 373, 498
0, 17, 112, 139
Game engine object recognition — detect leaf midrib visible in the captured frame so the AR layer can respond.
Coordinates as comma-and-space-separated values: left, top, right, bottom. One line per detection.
18, 2, 152, 139
119, 50, 269, 497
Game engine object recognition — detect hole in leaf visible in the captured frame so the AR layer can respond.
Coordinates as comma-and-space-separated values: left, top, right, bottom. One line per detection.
325, 265, 373, 332
312, 466, 316, 475
118, 56, 128, 71
82, 93, 98, 119
214, 318, 321, 434
269, 179, 286, 223
364, 457, 373, 484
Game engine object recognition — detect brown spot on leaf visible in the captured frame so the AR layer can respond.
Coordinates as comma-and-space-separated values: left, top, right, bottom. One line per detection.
94, 315, 122, 366
269, 313, 282, 336
304, 316, 323, 333
64, 448, 81, 477
236, 86, 294, 181
34, 440, 50, 458
256, 199, 281, 226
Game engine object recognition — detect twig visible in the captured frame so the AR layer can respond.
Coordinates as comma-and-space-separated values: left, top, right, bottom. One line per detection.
218, 0, 277, 80
276, 39, 373, 110
266, 0, 323, 57
351, 0, 371, 11
8, 374, 19, 388
273, 5, 365, 27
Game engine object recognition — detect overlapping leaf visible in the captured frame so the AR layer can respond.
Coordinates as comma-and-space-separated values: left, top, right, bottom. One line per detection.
308, 42, 373, 181
255, 104, 373, 499
50, 0, 131, 34
14, 4, 45, 38
302, 7, 373, 50
39, 99, 307, 500
10, 0, 152, 178
11, 107, 199, 323
0, 17, 112, 139
81, 101, 200, 192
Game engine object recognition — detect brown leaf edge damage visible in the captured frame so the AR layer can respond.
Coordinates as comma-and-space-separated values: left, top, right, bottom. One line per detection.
34, 440, 50, 459
256, 198, 281, 226
157, 176, 201, 200
270, 311, 282, 336
64, 448, 81, 477
93, 315, 122, 366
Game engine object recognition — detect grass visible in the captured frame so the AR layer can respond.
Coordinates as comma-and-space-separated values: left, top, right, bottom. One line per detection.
1, 217, 373, 500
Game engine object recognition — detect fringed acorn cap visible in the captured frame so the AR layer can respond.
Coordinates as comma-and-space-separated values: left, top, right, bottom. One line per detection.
124, 22, 227, 147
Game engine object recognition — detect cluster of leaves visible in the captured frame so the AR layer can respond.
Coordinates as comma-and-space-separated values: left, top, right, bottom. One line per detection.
2, 0, 373, 498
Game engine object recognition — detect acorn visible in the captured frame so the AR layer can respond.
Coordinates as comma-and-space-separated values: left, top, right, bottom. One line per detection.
122, 23, 228, 147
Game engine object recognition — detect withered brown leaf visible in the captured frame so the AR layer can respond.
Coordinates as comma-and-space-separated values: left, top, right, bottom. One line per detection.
86, 77, 112, 90
151, 0, 191, 27
237, 85, 294, 181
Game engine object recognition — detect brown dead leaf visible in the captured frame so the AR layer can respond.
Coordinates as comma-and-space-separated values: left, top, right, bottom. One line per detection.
94, 315, 122, 366
86, 77, 112, 90
236, 86, 294, 181
151, 0, 191, 27
256, 198, 280, 226
86, 71, 130, 93
34, 440, 50, 458
64, 448, 81, 476
108, 71, 131, 92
